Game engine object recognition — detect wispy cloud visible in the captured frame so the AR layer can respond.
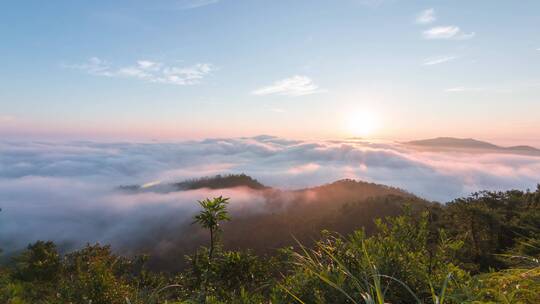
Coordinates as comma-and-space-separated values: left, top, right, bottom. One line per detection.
423, 26, 475, 40
65, 58, 214, 85
252, 75, 325, 96
423, 55, 457, 66
416, 8, 436, 24
173, 0, 220, 10
355, 0, 389, 7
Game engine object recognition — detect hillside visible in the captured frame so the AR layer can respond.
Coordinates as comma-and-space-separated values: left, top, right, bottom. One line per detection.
221, 178, 424, 250
4, 186, 539, 303
120, 175, 429, 270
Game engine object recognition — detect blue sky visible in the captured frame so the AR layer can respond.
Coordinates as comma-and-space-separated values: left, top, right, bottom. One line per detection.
1, 0, 539, 144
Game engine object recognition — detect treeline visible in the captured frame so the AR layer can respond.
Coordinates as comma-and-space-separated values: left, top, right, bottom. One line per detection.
1, 186, 540, 303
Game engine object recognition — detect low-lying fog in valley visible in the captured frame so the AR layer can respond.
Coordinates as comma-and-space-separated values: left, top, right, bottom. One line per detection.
2, 135, 540, 261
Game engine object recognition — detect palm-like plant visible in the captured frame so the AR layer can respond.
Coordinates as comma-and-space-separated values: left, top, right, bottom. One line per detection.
193, 196, 231, 260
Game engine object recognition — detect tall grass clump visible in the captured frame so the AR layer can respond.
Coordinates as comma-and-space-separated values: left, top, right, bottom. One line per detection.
470, 240, 540, 303
277, 209, 471, 304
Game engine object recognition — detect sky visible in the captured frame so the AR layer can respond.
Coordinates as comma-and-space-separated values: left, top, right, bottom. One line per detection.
1, 0, 540, 145
1, 1, 540, 251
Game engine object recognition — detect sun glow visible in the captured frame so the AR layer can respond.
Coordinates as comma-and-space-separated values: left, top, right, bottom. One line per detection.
345, 110, 380, 138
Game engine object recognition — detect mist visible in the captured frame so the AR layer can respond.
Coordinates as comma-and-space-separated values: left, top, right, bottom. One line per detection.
1, 136, 539, 258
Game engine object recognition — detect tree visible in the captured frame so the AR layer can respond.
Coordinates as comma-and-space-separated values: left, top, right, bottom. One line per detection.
193, 196, 231, 260
58, 243, 137, 304
11, 241, 61, 300
14, 241, 60, 283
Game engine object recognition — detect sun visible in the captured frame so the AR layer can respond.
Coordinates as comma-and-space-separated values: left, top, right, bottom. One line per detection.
345, 110, 380, 138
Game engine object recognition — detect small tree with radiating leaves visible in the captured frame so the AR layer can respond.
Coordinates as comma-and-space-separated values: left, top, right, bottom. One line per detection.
193, 196, 231, 260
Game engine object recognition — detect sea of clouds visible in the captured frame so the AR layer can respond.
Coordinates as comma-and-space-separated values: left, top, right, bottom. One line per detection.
1, 135, 540, 255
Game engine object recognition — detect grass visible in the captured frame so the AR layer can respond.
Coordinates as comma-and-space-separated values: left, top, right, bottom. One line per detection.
284, 237, 456, 304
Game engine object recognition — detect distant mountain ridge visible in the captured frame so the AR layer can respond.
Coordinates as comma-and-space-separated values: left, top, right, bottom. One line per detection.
405, 137, 540, 155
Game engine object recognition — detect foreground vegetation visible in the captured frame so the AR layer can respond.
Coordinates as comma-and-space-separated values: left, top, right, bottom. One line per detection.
1, 186, 540, 303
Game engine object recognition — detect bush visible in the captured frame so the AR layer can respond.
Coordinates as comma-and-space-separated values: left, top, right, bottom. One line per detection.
277, 210, 471, 304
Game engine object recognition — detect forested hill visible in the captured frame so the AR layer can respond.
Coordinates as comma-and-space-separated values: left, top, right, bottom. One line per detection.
119, 174, 268, 193
118, 175, 429, 270
220, 178, 426, 257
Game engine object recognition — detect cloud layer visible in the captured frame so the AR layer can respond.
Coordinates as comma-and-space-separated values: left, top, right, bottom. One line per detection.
1, 136, 539, 255
66, 58, 214, 85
